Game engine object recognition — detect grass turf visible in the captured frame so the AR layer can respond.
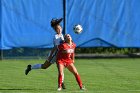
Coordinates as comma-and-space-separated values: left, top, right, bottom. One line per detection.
0, 58, 140, 93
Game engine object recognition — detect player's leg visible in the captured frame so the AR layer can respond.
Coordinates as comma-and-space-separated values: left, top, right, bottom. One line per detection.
25, 59, 52, 75
61, 73, 66, 89
57, 63, 64, 91
67, 63, 85, 90
56, 63, 66, 89
41, 60, 52, 69
25, 51, 57, 75
31, 59, 52, 69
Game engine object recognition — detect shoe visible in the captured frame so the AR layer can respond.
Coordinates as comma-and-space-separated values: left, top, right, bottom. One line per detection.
57, 87, 62, 91
25, 65, 31, 75
80, 86, 86, 90
62, 83, 66, 89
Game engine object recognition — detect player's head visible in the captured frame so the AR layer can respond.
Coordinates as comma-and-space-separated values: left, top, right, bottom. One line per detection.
51, 18, 63, 34
64, 34, 72, 43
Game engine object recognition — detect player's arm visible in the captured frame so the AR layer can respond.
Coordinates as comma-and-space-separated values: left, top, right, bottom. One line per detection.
71, 51, 75, 63
71, 44, 76, 63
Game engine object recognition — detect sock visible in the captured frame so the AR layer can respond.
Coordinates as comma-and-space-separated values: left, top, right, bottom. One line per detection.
75, 74, 83, 89
31, 64, 42, 69
58, 74, 62, 88
62, 73, 64, 83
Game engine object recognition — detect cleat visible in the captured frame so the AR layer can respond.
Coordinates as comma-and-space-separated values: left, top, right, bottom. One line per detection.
57, 87, 62, 91
80, 86, 86, 90
62, 83, 66, 89
25, 65, 31, 75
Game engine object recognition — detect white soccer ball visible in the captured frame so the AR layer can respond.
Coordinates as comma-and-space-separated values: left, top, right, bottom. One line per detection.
73, 24, 83, 34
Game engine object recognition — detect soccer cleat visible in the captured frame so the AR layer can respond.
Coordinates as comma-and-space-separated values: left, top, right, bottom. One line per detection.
25, 65, 31, 75
57, 87, 62, 91
62, 83, 66, 89
80, 86, 86, 90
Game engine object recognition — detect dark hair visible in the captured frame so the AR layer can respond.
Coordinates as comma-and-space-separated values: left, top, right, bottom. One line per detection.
51, 18, 63, 27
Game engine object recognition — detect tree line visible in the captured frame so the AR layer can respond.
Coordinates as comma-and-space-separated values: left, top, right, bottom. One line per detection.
2, 47, 140, 58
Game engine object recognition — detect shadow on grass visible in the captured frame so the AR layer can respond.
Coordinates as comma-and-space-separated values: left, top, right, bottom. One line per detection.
0, 88, 45, 90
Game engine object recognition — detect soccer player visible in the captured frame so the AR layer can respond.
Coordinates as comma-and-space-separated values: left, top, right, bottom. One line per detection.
25, 18, 66, 89
57, 34, 85, 91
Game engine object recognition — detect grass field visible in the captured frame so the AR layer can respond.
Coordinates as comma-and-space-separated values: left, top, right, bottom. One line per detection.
0, 58, 140, 93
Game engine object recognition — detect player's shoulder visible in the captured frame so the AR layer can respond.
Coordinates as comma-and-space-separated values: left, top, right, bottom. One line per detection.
62, 42, 67, 46
60, 42, 68, 48
54, 34, 63, 39
58, 42, 66, 49
54, 34, 58, 39
72, 42, 76, 47
59, 42, 65, 46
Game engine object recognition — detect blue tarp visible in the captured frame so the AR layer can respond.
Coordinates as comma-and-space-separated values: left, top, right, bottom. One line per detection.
66, 0, 140, 47
1, 0, 140, 49
1, 0, 64, 49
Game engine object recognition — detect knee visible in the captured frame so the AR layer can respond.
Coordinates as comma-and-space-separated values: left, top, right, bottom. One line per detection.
58, 71, 63, 76
74, 72, 79, 76
41, 64, 49, 69
58, 70, 64, 76
41, 64, 46, 69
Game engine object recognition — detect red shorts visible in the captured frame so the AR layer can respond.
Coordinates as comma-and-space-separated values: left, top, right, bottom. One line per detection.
57, 60, 72, 67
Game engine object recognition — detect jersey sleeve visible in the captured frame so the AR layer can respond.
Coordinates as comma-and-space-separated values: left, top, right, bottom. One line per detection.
61, 34, 64, 41
53, 34, 64, 46
58, 44, 64, 51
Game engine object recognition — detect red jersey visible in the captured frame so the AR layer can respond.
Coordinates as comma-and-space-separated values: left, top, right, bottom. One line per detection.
57, 42, 76, 64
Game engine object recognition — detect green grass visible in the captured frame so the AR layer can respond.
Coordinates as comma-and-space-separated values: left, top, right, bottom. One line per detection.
0, 58, 140, 93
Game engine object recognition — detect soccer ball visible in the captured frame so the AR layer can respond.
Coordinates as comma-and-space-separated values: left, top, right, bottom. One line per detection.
73, 24, 83, 34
